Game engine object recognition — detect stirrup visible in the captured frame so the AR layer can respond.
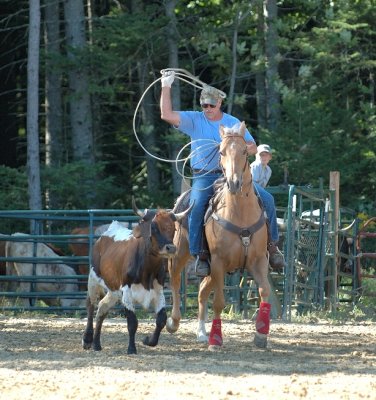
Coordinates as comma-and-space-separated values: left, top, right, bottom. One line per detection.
194, 256, 210, 277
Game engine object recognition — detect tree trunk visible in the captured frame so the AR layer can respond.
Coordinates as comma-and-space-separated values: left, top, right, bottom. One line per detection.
63, 0, 94, 163
44, 0, 62, 168
27, 0, 42, 213
264, 0, 280, 133
165, 0, 182, 197
255, 0, 267, 130
137, 61, 159, 195
227, 10, 240, 115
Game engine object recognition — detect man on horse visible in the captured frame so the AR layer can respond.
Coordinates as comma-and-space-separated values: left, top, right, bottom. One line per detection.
160, 70, 285, 276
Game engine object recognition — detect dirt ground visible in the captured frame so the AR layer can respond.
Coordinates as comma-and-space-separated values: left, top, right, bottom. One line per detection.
0, 315, 375, 400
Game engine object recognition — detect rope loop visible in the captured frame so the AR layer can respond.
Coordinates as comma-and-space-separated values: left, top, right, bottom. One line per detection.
133, 68, 225, 184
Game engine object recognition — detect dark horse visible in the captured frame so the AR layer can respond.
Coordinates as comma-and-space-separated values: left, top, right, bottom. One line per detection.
167, 122, 272, 349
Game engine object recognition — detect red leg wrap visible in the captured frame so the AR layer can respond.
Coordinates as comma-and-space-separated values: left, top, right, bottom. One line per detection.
256, 302, 271, 334
209, 319, 223, 346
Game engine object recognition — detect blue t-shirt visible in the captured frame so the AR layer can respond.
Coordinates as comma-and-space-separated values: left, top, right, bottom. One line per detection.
177, 111, 255, 171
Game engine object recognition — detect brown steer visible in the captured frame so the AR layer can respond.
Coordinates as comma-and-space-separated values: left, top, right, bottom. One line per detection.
82, 199, 192, 354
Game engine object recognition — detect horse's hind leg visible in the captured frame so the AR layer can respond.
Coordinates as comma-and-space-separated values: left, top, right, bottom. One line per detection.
197, 276, 213, 343
166, 249, 189, 333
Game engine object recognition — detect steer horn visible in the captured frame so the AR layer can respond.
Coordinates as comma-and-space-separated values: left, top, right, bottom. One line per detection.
172, 200, 195, 222
337, 218, 357, 233
132, 196, 145, 218
132, 196, 156, 221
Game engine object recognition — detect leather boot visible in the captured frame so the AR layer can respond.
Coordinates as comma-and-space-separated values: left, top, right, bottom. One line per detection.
194, 252, 210, 277
268, 242, 286, 271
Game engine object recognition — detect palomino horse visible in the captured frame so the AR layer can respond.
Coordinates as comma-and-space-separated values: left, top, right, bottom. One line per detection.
167, 122, 271, 349
197, 121, 271, 349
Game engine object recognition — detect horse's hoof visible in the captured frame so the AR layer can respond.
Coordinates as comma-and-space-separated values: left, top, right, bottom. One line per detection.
254, 332, 268, 349
166, 317, 179, 334
196, 332, 209, 343
208, 344, 221, 351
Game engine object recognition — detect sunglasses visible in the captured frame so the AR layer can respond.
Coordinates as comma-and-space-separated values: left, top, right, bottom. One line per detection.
201, 104, 216, 109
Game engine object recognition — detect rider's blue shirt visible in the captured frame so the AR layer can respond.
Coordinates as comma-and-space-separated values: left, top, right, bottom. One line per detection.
177, 111, 255, 172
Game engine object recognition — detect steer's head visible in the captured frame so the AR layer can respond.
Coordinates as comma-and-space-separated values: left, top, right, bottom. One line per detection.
132, 197, 193, 258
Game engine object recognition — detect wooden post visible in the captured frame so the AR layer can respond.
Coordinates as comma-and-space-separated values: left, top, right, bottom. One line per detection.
329, 171, 340, 312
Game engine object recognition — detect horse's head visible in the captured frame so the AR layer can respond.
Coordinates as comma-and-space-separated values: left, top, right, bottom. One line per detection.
219, 121, 250, 194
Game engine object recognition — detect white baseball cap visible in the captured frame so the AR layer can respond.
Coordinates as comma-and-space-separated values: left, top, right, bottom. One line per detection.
257, 144, 272, 154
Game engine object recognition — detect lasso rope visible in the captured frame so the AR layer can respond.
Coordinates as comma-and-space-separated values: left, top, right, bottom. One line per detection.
132, 68, 226, 185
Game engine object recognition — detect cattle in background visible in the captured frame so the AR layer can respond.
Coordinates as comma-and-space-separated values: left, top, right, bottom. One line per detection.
299, 208, 356, 273
5, 233, 84, 308
339, 236, 354, 274
68, 226, 99, 276
0, 236, 14, 292
0, 237, 6, 276
82, 199, 192, 354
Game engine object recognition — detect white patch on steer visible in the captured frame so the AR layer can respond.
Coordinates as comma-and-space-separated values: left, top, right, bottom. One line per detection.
122, 281, 165, 313
87, 268, 116, 303
88, 270, 166, 314
102, 221, 133, 241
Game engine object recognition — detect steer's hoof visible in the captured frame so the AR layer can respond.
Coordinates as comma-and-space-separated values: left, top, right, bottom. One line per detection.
254, 332, 268, 349
143, 335, 159, 347
82, 339, 92, 350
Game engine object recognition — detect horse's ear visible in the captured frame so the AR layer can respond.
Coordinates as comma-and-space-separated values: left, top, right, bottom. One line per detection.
219, 124, 226, 139
240, 121, 246, 137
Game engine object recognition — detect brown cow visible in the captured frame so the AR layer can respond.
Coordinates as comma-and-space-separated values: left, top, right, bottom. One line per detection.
82, 200, 192, 354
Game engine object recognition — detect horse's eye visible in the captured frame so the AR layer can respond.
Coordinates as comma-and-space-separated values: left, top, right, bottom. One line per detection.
219, 151, 224, 156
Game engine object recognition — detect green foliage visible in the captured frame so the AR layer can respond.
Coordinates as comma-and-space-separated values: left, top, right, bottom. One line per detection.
0, 166, 28, 210
257, 0, 376, 212
2, 0, 375, 215
41, 162, 125, 210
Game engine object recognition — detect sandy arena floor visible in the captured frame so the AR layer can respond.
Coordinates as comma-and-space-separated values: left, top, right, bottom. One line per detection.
0, 315, 375, 400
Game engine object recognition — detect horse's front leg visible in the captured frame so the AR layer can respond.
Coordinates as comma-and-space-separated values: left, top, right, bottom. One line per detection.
252, 260, 271, 349
207, 265, 226, 350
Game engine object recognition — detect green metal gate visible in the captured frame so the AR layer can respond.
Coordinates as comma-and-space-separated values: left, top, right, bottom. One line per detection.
0, 187, 362, 319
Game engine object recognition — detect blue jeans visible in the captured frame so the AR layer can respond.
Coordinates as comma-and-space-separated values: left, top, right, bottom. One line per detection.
188, 173, 279, 255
